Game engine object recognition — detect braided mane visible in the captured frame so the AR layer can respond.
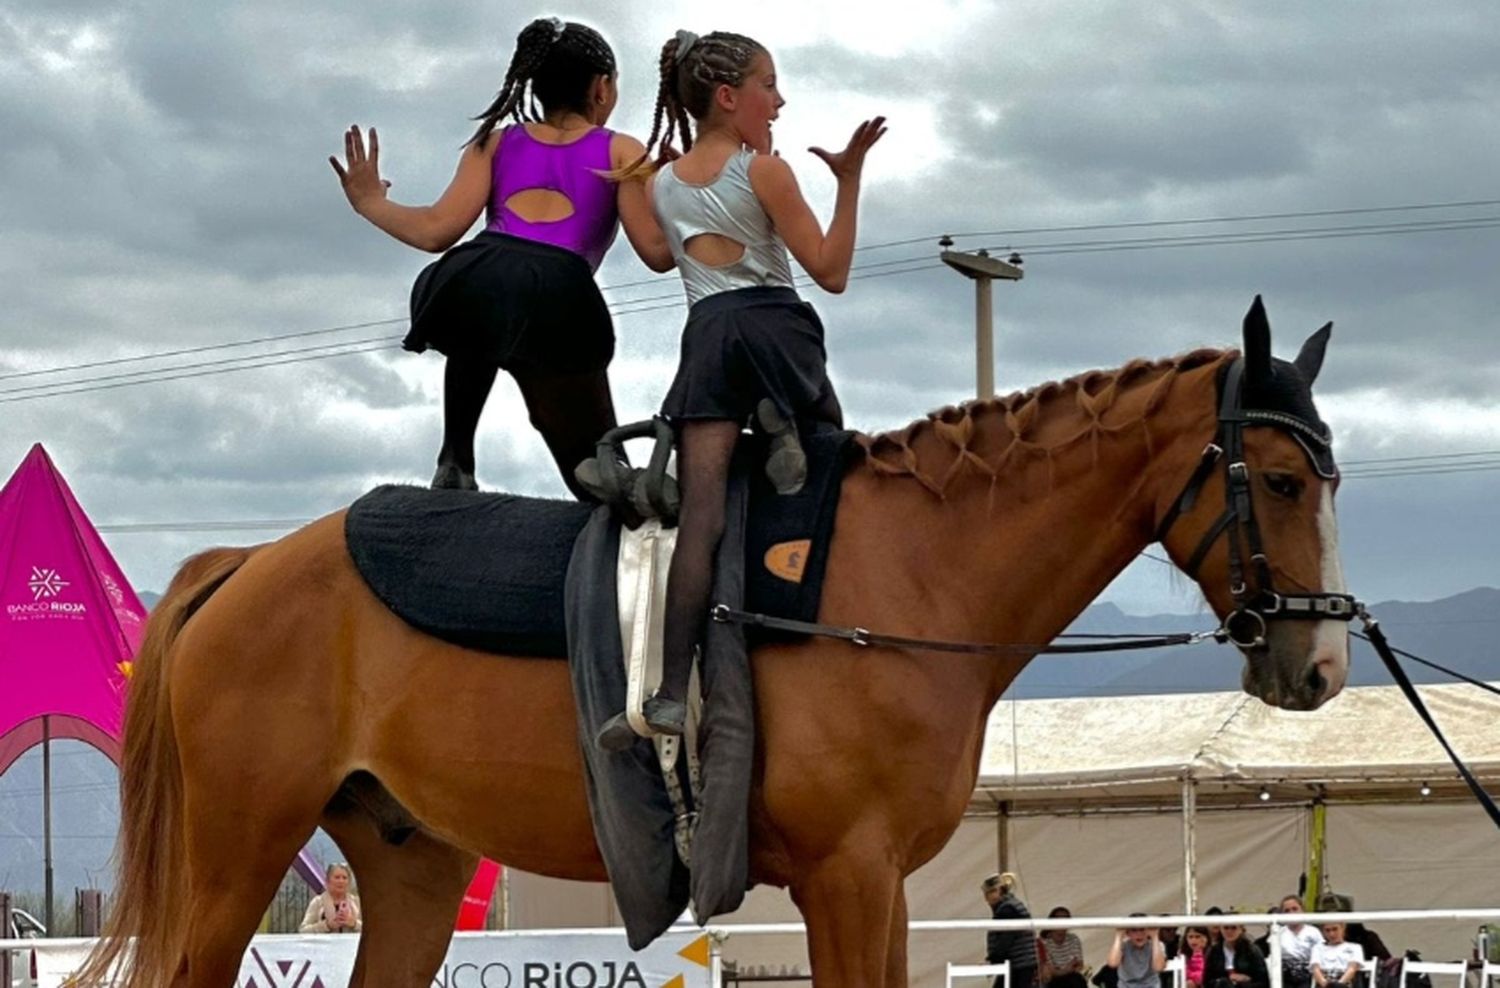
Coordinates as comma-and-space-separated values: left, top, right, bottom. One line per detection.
856, 348, 1231, 499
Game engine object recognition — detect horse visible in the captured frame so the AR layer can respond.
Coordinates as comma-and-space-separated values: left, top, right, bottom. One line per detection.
80, 300, 1351, 988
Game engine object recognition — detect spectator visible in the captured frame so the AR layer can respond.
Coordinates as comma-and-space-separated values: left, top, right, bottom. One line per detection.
1160, 924, 1182, 988
984, 873, 1039, 988
300, 863, 362, 934
1310, 922, 1364, 988
1181, 927, 1212, 988
1205, 916, 1269, 988
1276, 895, 1325, 988
1316, 894, 1392, 972
1109, 915, 1166, 988
1039, 906, 1088, 988
1206, 907, 1225, 948
1160, 925, 1182, 961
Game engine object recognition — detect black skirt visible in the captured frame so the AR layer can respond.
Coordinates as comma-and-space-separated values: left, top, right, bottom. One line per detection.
660, 286, 839, 426
405, 232, 614, 374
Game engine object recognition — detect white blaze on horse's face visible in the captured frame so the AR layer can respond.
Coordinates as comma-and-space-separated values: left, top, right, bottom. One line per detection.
1310, 483, 1350, 699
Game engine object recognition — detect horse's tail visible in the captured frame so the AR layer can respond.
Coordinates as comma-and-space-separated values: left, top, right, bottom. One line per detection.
76, 546, 258, 988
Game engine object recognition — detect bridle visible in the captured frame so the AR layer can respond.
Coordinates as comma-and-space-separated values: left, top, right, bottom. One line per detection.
1154, 357, 1358, 650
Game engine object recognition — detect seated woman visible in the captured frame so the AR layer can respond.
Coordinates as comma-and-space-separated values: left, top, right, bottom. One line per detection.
1205, 917, 1269, 988
1039, 906, 1089, 988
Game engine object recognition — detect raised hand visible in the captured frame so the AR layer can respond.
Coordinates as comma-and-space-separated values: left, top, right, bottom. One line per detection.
329, 125, 392, 214
808, 116, 887, 182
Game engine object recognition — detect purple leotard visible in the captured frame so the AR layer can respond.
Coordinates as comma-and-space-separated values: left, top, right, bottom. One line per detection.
485, 125, 619, 272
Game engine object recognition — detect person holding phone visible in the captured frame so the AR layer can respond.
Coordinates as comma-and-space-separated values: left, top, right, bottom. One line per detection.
300, 863, 362, 933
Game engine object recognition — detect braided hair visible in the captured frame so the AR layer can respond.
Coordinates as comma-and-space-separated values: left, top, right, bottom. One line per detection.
467, 18, 617, 148
643, 30, 765, 158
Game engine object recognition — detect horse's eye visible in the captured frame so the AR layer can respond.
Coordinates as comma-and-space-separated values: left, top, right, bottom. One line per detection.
1263, 472, 1302, 500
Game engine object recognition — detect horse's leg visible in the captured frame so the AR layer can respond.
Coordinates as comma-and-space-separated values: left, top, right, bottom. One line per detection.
173, 794, 323, 987
789, 850, 903, 988
324, 811, 478, 988
885, 885, 910, 987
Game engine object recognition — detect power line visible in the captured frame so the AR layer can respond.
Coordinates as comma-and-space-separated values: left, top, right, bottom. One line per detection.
0, 318, 406, 383
0, 335, 400, 398
0, 261, 946, 403
875, 196, 1500, 251
0, 342, 399, 404
84, 446, 1500, 537
988, 215, 1500, 257
8, 194, 1498, 385
95, 519, 315, 533
1341, 448, 1500, 467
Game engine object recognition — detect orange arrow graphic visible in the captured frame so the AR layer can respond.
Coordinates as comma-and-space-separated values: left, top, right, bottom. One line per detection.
677, 934, 711, 967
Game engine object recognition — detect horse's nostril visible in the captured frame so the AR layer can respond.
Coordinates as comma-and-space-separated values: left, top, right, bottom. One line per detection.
1306, 663, 1326, 698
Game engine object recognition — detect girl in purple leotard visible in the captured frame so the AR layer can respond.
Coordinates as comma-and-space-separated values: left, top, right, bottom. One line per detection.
332, 17, 673, 496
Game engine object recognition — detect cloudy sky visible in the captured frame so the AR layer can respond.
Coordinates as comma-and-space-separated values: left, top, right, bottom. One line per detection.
3, 0, 1499, 616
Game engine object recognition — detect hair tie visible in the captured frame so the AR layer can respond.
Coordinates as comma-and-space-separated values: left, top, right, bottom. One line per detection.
547, 17, 566, 43
674, 30, 699, 62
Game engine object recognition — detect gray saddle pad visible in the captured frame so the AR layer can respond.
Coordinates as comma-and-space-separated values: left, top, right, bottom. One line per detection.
344, 486, 590, 657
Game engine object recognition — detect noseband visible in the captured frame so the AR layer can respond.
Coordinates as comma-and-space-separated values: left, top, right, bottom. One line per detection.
1154, 358, 1358, 649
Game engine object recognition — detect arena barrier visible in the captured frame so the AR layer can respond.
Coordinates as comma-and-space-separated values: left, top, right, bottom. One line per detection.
0, 927, 716, 988
5, 909, 1499, 988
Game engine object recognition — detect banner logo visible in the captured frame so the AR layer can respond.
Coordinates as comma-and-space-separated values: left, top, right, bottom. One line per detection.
28, 566, 71, 600
242, 947, 326, 988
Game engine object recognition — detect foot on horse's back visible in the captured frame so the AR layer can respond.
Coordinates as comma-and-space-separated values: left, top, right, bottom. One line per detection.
595, 693, 688, 751
431, 462, 478, 491
757, 398, 807, 495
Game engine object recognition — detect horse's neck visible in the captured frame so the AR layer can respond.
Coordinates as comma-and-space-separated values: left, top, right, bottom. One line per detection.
839, 355, 1225, 701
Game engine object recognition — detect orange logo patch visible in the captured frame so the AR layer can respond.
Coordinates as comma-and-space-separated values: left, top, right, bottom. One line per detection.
764, 540, 811, 584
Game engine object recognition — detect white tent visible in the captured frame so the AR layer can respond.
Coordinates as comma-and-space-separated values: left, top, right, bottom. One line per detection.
977, 680, 1500, 804
508, 682, 1500, 986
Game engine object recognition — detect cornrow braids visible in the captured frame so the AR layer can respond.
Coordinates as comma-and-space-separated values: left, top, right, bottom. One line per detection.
467, 19, 617, 148
641, 30, 765, 160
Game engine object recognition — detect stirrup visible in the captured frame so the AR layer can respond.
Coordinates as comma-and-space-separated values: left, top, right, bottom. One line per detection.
594, 694, 687, 752
756, 399, 807, 495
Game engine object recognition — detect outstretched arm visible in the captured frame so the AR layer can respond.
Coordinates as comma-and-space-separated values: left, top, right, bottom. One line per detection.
330, 125, 493, 253
749, 116, 886, 294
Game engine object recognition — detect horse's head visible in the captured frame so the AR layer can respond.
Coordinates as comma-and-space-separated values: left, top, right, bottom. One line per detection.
1158, 297, 1353, 711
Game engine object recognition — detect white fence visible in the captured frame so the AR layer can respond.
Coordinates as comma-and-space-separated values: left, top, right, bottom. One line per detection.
4, 909, 1499, 988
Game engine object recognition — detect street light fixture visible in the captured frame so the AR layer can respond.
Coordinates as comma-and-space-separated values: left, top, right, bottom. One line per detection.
941, 245, 1024, 399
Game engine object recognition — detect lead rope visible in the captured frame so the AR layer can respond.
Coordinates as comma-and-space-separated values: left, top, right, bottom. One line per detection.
1357, 606, 1500, 830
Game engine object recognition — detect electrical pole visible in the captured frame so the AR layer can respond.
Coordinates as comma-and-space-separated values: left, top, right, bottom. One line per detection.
940, 242, 1024, 398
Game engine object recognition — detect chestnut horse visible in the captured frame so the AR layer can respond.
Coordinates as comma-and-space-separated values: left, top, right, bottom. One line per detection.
81, 304, 1350, 988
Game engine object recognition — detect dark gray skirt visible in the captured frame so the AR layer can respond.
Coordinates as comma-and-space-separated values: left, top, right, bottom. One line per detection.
660, 286, 839, 426
405, 232, 614, 374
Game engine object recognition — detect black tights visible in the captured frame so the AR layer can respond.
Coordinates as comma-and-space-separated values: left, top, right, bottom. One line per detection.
437, 360, 617, 502
658, 420, 741, 705
658, 393, 842, 706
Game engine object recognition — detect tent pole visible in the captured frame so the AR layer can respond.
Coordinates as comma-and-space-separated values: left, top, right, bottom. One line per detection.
43, 714, 54, 932
1181, 778, 1197, 914
1305, 796, 1326, 909
998, 800, 1011, 871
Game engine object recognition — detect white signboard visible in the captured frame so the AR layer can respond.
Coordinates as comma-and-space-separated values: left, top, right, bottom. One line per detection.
31, 929, 716, 988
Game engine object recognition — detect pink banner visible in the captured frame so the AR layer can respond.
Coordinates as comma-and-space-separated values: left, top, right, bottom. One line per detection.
0, 444, 146, 776
454, 859, 502, 930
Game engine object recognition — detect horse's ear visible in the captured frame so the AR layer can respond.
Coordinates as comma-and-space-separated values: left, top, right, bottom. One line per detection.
1294, 322, 1333, 386
1243, 295, 1273, 386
